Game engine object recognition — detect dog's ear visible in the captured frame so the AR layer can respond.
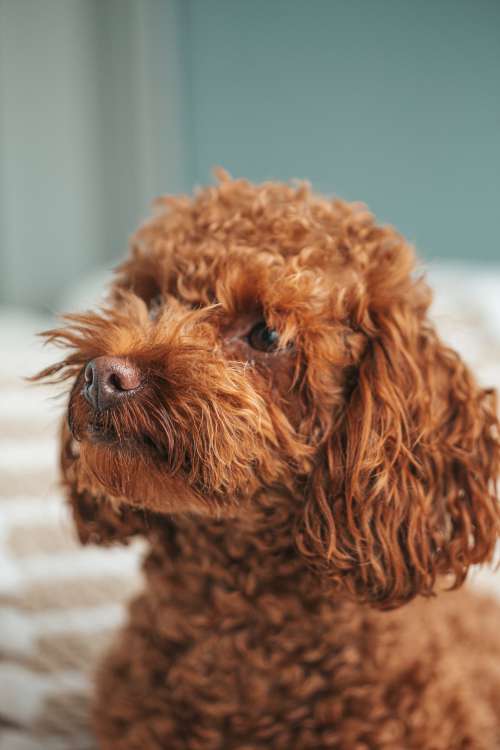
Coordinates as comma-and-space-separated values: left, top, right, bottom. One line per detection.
60, 421, 152, 545
297, 254, 500, 608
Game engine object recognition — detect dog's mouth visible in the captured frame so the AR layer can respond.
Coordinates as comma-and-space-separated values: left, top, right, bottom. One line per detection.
85, 422, 166, 459
66, 371, 167, 461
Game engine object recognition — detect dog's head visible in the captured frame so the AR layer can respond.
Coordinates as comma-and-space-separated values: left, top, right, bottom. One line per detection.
36, 174, 500, 607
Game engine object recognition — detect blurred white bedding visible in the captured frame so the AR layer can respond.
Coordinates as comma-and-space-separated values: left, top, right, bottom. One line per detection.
0, 309, 145, 750
0, 261, 499, 749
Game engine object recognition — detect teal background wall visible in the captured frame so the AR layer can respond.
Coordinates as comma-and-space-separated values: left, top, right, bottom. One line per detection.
0, 0, 187, 309
186, 0, 500, 262
0, 0, 499, 310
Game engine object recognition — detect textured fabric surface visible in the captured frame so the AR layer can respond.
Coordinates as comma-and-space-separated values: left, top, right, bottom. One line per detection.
0, 262, 499, 749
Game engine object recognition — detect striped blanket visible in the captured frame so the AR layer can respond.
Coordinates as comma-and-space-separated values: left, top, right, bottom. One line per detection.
1, 263, 500, 749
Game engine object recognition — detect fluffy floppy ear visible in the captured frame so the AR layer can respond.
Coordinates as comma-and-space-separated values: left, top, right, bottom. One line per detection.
60, 420, 153, 545
297, 263, 500, 608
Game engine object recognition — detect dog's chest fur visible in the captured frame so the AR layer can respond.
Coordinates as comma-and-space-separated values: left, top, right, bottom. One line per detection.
93, 506, 500, 749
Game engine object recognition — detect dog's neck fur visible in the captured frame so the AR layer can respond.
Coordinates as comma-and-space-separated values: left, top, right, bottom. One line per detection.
146, 487, 325, 617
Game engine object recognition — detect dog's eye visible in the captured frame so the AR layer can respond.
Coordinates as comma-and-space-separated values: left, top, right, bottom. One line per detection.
247, 322, 280, 352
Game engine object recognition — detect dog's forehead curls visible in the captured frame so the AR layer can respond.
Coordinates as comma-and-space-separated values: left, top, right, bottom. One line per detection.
35, 172, 499, 609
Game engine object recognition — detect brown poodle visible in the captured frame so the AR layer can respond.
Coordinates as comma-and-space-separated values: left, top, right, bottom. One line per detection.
37, 174, 500, 749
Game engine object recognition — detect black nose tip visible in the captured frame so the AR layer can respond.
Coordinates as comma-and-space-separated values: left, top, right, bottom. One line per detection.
83, 357, 142, 412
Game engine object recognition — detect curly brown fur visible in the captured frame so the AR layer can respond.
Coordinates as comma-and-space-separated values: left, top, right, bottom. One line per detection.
35, 173, 500, 749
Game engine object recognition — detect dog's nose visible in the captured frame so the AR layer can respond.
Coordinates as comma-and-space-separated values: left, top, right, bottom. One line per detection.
83, 357, 142, 412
